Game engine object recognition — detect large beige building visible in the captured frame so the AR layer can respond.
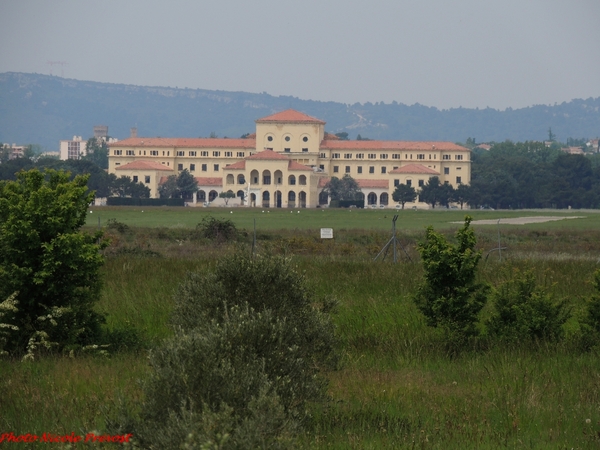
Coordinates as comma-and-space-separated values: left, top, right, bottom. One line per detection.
108, 109, 470, 208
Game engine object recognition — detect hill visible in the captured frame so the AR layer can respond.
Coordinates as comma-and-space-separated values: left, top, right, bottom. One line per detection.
1, 72, 599, 150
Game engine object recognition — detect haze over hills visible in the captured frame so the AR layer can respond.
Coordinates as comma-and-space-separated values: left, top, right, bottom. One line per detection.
1, 72, 599, 151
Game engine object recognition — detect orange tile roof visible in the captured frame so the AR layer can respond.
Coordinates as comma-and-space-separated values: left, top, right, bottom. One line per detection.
115, 160, 174, 171
356, 179, 389, 189
288, 161, 312, 171
246, 149, 291, 160
224, 161, 246, 170
195, 177, 222, 187
109, 137, 255, 148
256, 109, 326, 124
390, 164, 439, 175
320, 140, 469, 151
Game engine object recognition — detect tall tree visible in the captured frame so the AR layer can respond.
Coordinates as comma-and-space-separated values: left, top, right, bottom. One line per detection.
419, 177, 454, 209
323, 175, 362, 202
392, 183, 417, 209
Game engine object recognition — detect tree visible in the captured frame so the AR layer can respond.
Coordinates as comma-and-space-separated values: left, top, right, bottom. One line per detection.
219, 190, 236, 205
323, 175, 362, 202
414, 217, 488, 342
158, 175, 178, 199
176, 169, 198, 200
419, 176, 454, 208
334, 132, 349, 140
392, 183, 416, 209
83, 137, 109, 169
0, 169, 106, 355
453, 183, 472, 209
110, 175, 150, 198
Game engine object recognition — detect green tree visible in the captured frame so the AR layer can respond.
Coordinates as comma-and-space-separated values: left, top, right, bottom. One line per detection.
83, 137, 109, 169
0, 169, 106, 355
453, 183, 472, 209
219, 190, 236, 205
158, 174, 178, 199
324, 175, 362, 202
419, 176, 454, 208
392, 183, 416, 209
334, 132, 349, 140
176, 169, 198, 200
110, 175, 150, 198
414, 217, 488, 342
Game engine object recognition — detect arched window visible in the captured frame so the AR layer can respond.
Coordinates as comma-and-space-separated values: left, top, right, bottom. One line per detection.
198, 190, 206, 202
262, 170, 271, 185
288, 175, 296, 185
237, 174, 246, 184
299, 175, 307, 185
226, 174, 234, 185
380, 192, 389, 206
262, 191, 270, 208
299, 191, 307, 208
250, 170, 259, 185
209, 190, 218, 202
367, 192, 377, 205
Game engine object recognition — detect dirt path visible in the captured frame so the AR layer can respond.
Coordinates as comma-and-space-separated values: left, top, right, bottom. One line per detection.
460, 216, 586, 225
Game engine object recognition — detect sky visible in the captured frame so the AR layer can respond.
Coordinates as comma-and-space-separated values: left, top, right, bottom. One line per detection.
1, 0, 599, 110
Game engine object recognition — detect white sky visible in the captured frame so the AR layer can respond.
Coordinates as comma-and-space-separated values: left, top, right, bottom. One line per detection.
1, 0, 599, 110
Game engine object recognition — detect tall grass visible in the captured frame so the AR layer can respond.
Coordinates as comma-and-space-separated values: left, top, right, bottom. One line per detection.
2, 224, 600, 448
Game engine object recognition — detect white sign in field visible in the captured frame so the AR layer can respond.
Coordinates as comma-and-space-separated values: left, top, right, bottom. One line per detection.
320, 228, 333, 239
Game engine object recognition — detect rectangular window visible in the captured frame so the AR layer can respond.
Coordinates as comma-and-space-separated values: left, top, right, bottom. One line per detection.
419, 179, 424, 187
113, 150, 122, 156
225, 151, 232, 157
392, 153, 401, 159
319, 164, 325, 171
213, 151, 220, 157
162, 151, 165, 156
126, 150, 135, 156
380, 154, 388, 159
356, 153, 364, 159
416, 154, 425, 160
345, 166, 351, 173
406, 179, 412, 187
144, 176, 150, 184
177, 151, 185, 156
190, 164, 195, 171
150, 150, 159, 156
456, 176, 462, 184
443, 154, 451, 160
455, 154, 463, 160
189, 151, 197, 157
133, 176, 138, 183
381, 167, 387, 174
369, 166, 375, 174
444, 167, 450, 175
178, 164, 183, 170
333, 166, 339, 173
332, 153, 340, 159
263, 175, 271, 184
214, 164, 219, 171
394, 179, 399, 186
200, 151, 208, 157
237, 152, 245, 157
284, 148, 291, 152
344, 153, 352, 159
319, 152, 326, 158
202, 164, 207, 172
368, 154, 376, 159
302, 148, 308, 152
457, 167, 462, 170
357, 166, 363, 174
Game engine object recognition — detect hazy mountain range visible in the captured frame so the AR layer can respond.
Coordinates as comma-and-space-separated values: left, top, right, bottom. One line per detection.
1, 72, 599, 151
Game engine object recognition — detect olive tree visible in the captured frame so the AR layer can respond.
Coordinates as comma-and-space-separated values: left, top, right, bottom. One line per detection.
0, 169, 105, 356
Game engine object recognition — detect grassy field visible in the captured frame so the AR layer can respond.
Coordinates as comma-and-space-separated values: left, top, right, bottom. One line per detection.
2, 208, 600, 448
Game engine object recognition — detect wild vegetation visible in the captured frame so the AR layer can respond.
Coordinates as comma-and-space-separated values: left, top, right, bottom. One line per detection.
1, 209, 600, 448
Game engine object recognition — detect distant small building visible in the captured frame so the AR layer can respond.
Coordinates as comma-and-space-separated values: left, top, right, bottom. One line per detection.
561, 146, 584, 155
1, 143, 27, 160
59, 126, 117, 160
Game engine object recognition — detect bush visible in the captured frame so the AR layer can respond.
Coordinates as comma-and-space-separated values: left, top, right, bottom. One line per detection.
414, 217, 488, 342
0, 169, 106, 356
110, 253, 338, 448
197, 216, 238, 242
487, 268, 570, 342
584, 269, 600, 334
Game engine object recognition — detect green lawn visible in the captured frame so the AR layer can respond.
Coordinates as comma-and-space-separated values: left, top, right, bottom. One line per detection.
86, 206, 600, 232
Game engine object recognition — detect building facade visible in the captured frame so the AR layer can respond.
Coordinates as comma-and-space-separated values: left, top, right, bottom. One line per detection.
108, 110, 471, 208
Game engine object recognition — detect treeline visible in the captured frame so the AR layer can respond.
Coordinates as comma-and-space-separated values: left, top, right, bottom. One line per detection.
0, 157, 150, 199
468, 142, 600, 209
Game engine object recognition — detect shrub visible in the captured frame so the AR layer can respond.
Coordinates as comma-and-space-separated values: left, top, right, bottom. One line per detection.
487, 268, 570, 342
414, 217, 488, 342
197, 216, 238, 242
110, 253, 338, 448
0, 169, 106, 356
106, 218, 130, 233
584, 269, 600, 334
